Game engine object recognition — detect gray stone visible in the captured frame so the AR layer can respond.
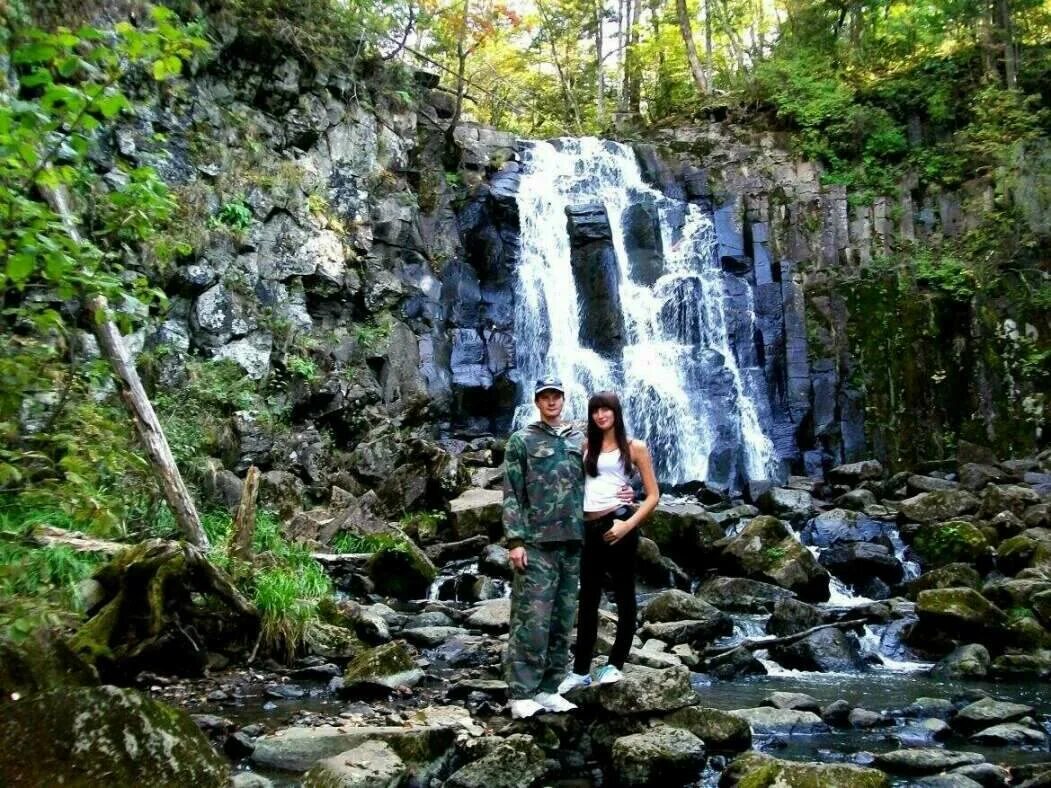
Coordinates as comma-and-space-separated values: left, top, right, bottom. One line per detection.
931, 644, 991, 679
302, 740, 406, 787
448, 488, 503, 540
969, 723, 1048, 745
444, 734, 545, 788
571, 664, 696, 715
873, 748, 985, 775
663, 706, 752, 753
729, 707, 829, 735
762, 691, 821, 713
611, 726, 706, 786
464, 598, 510, 632
696, 576, 797, 613
828, 459, 883, 484
899, 490, 981, 523
952, 697, 1035, 734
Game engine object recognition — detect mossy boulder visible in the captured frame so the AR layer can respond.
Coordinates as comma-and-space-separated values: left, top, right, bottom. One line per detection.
912, 521, 990, 567
898, 490, 979, 523
716, 516, 830, 602
906, 563, 982, 599
912, 588, 1010, 651
663, 706, 752, 753
366, 538, 437, 600
343, 640, 418, 692
0, 630, 98, 700
640, 589, 733, 642
721, 751, 888, 787
646, 502, 723, 570
996, 528, 1051, 576
445, 734, 546, 788
0, 685, 229, 786
979, 484, 1041, 519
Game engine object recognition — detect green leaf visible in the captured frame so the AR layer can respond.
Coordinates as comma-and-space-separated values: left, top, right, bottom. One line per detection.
96, 93, 128, 119
12, 43, 57, 64
57, 56, 82, 77
6, 255, 36, 285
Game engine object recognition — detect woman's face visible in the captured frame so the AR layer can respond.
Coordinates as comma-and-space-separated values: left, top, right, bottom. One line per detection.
592, 406, 615, 431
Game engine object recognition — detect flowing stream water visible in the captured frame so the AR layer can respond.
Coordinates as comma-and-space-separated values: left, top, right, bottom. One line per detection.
512, 138, 779, 488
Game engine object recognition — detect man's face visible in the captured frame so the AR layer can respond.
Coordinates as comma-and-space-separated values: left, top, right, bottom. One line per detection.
535, 390, 565, 420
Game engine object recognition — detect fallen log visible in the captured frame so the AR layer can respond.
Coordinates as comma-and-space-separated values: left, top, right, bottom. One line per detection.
702, 618, 868, 662
29, 525, 126, 555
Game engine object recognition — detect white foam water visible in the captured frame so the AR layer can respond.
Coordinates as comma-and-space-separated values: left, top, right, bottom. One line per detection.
512, 137, 779, 486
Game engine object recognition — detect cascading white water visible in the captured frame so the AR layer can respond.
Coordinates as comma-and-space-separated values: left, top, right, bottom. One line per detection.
512, 137, 779, 486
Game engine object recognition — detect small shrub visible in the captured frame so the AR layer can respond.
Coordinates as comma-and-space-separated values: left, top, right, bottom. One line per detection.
208, 200, 253, 232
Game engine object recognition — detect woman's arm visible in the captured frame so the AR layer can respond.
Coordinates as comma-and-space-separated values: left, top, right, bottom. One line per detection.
605, 440, 659, 544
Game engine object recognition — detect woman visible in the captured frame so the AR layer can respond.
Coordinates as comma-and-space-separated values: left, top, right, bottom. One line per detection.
558, 391, 659, 690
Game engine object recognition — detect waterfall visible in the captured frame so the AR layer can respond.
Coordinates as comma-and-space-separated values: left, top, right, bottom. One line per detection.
512, 138, 779, 487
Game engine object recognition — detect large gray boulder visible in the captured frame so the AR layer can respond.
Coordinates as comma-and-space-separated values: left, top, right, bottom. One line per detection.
570, 664, 696, 715
251, 725, 455, 774
696, 576, 798, 613
899, 490, 980, 523
873, 748, 985, 775
769, 626, 867, 673
930, 644, 991, 679
662, 706, 751, 753
448, 488, 503, 540
302, 740, 406, 787
912, 588, 1010, 650
445, 734, 546, 788
717, 516, 831, 602
951, 696, 1035, 734
828, 460, 883, 485
611, 726, 706, 786
0, 685, 229, 786
641, 589, 732, 634
728, 707, 829, 735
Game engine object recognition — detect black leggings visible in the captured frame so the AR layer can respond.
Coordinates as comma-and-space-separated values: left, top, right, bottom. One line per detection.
573, 506, 639, 674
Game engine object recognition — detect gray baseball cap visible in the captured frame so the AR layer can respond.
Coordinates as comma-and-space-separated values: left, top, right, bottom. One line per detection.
534, 376, 565, 396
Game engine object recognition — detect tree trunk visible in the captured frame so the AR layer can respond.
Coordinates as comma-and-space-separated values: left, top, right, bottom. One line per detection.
87, 301, 209, 549
595, 0, 606, 126
626, 0, 642, 114
538, 0, 584, 132
997, 0, 1018, 89
677, 0, 709, 94
229, 465, 260, 563
704, 0, 713, 88
444, 0, 472, 166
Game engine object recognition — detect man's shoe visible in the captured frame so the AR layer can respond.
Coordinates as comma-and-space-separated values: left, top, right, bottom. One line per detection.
594, 665, 624, 685
557, 672, 592, 694
534, 692, 578, 713
510, 699, 546, 719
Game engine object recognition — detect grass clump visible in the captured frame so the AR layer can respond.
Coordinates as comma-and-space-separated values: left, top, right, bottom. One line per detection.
330, 531, 407, 555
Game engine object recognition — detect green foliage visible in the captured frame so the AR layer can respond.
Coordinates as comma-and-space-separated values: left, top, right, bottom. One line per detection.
0, 6, 209, 533
286, 354, 320, 383
208, 200, 253, 232
1009, 606, 1035, 622
763, 546, 787, 564
197, 507, 333, 659
330, 531, 408, 554
354, 320, 390, 350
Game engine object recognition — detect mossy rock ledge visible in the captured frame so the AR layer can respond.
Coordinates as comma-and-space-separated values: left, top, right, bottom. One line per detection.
912, 520, 990, 567
0, 685, 229, 786
721, 751, 889, 787
716, 516, 831, 602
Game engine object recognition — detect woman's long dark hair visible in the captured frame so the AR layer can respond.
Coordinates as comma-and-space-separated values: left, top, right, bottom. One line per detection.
585, 391, 633, 478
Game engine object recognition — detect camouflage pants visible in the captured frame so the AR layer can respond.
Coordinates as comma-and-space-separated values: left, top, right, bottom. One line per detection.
505, 540, 582, 699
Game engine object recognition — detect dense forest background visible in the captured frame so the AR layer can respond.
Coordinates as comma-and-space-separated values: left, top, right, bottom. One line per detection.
0, 0, 1048, 650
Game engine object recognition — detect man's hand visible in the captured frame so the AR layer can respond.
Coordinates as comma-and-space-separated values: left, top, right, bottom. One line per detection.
509, 546, 528, 572
616, 484, 635, 504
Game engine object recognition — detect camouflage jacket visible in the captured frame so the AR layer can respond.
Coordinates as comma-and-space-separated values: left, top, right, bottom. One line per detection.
502, 420, 585, 547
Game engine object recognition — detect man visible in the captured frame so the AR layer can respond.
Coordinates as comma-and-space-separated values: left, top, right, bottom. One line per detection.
502, 376, 586, 719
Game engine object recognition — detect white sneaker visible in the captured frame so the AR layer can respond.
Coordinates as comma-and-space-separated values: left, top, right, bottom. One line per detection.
557, 672, 592, 694
510, 698, 546, 719
534, 692, 578, 713
595, 665, 624, 685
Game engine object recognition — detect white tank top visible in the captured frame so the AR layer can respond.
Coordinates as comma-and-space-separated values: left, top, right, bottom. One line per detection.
583, 448, 631, 512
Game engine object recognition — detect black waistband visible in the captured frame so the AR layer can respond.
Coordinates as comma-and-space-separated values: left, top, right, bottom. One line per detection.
589, 505, 632, 522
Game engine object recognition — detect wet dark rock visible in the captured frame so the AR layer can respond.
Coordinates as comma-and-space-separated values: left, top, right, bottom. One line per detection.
949, 762, 1011, 787
931, 644, 991, 679
821, 699, 853, 726
819, 541, 904, 585
225, 730, 256, 759
367, 538, 437, 600
341, 641, 421, 697
909, 475, 961, 494
996, 528, 1051, 575
849, 708, 894, 728
755, 487, 816, 522
802, 508, 891, 548
829, 460, 883, 485
959, 463, 1009, 491
980, 484, 1040, 519
911, 588, 1010, 651
766, 598, 826, 636
769, 626, 867, 672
